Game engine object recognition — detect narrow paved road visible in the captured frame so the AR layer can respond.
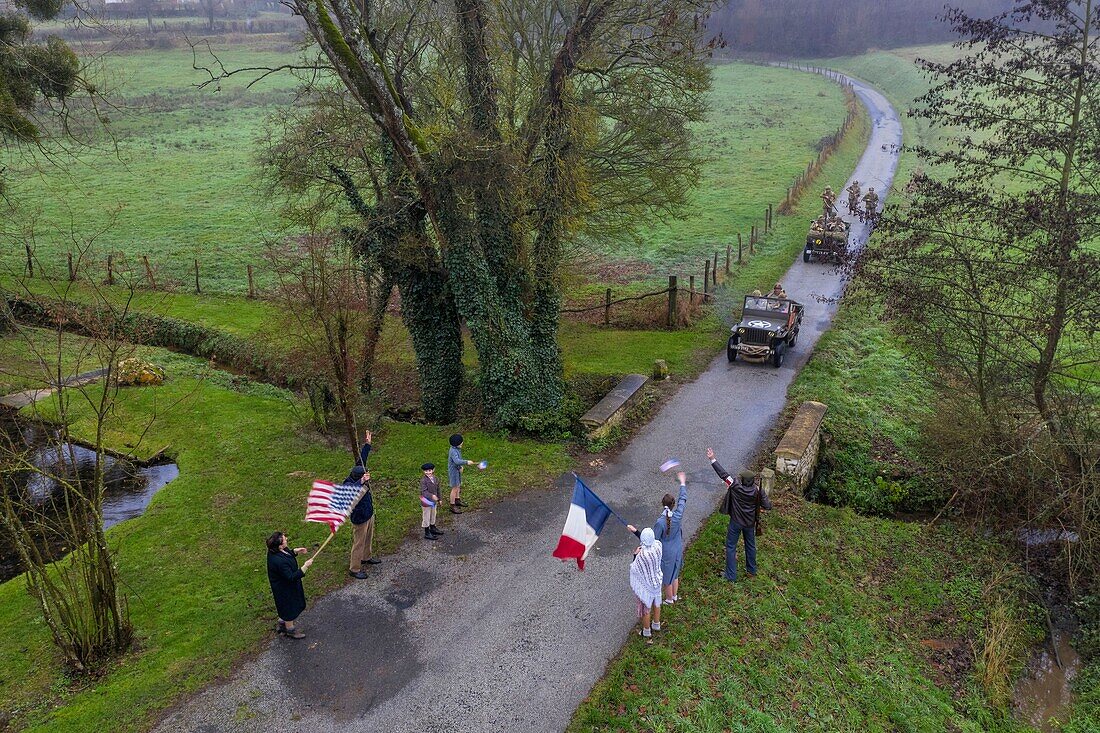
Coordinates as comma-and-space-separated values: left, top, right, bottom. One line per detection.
156, 72, 901, 733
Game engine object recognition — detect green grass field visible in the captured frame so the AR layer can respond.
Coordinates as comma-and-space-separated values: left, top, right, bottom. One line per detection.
0, 329, 571, 731
1, 95, 869, 393
3, 46, 848, 294
569, 496, 1041, 733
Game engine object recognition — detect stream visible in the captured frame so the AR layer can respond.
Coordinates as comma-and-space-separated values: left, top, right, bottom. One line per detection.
0, 412, 178, 583
1013, 630, 1081, 732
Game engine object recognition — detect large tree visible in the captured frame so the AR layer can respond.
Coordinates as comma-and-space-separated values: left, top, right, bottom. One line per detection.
862, 0, 1099, 580
262, 0, 717, 428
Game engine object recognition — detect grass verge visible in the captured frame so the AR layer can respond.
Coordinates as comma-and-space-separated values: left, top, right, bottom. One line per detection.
568, 496, 1039, 733
0, 333, 570, 731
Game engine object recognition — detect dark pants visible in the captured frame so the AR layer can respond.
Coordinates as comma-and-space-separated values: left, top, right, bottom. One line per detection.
725, 521, 756, 581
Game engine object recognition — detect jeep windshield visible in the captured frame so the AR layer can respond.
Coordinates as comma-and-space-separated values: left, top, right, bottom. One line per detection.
744, 297, 789, 315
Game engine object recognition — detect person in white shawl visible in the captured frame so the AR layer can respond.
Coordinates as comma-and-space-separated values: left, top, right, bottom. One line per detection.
630, 527, 663, 643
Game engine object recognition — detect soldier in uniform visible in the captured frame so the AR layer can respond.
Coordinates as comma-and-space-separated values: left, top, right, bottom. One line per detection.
846, 181, 861, 216
770, 282, 787, 299
809, 215, 826, 233
862, 187, 879, 222
821, 186, 836, 216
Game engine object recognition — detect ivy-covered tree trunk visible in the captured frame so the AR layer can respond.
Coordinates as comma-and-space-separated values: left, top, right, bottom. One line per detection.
395, 263, 464, 423
287, 0, 716, 429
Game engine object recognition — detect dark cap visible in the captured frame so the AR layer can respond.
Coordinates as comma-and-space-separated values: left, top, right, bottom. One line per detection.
449, 433, 463, 447
421, 462, 435, 471
738, 470, 756, 485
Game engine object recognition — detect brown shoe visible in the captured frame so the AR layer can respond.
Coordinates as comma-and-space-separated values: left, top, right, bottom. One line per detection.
285, 628, 306, 639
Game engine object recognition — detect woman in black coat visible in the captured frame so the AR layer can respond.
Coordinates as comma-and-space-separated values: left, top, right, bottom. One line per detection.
267, 531, 313, 639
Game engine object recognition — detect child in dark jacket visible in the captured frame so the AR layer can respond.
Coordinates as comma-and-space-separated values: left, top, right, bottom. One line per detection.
420, 463, 444, 540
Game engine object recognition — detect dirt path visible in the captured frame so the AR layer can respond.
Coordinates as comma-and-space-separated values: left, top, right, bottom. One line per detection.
155, 72, 901, 733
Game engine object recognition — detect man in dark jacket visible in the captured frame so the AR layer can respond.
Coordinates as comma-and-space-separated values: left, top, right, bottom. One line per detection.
346, 466, 378, 579
707, 447, 772, 581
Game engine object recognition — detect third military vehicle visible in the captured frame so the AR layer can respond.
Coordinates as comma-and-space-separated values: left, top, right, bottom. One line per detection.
727, 295, 804, 368
804, 218, 850, 263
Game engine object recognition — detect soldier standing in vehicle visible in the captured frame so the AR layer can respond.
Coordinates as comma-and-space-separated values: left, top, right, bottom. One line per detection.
862, 187, 879, 222
846, 180, 861, 216
821, 186, 836, 216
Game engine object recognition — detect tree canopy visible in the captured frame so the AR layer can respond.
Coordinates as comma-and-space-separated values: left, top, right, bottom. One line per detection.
0, 0, 80, 145
263, 0, 720, 428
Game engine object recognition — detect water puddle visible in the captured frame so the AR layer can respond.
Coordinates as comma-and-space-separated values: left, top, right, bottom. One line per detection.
1, 413, 178, 582
1013, 630, 1080, 732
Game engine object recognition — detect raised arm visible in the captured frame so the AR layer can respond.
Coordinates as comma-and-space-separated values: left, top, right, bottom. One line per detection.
672, 480, 688, 525
706, 447, 732, 485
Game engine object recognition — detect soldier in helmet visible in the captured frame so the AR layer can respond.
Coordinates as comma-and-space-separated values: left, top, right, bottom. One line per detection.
862, 187, 879, 222
821, 186, 837, 217
846, 180, 861, 216
770, 282, 787, 299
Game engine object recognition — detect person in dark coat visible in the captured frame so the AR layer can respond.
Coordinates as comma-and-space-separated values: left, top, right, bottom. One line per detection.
347, 466, 377, 579
267, 531, 313, 639
707, 447, 772, 581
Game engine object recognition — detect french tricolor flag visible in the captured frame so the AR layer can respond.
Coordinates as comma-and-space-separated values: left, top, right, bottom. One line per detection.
552, 475, 613, 571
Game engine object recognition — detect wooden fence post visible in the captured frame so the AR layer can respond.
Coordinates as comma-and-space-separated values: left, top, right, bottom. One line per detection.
750, 226, 756, 254
712, 251, 718, 286
67, 252, 75, 281
106, 254, 114, 285
703, 260, 709, 295
24, 243, 33, 277
725, 244, 731, 274
604, 287, 611, 326
768, 204, 774, 230
738, 233, 743, 264
689, 275, 695, 306
247, 265, 256, 299
142, 255, 156, 289
667, 275, 677, 328
194, 259, 201, 294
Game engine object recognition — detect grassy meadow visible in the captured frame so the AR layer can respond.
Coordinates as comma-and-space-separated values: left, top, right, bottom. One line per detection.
569, 496, 1043, 733
0, 328, 572, 731
3, 40, 849, 294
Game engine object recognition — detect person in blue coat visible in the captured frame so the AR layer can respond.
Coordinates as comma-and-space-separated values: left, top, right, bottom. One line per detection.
654, 471, 688, 604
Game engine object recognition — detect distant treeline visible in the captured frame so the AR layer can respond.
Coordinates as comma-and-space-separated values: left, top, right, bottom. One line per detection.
708, 0, 1016, 56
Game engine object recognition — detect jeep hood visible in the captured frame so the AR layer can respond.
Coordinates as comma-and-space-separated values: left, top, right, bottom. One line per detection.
733, 317, 785, 331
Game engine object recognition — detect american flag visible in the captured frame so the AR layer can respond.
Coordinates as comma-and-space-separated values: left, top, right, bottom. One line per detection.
306, 480, 363, 533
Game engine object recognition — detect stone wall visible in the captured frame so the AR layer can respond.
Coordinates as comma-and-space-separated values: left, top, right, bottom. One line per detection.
773, 401, 828, 491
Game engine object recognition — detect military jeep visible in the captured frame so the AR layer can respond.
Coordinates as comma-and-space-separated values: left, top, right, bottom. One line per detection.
804, 218, 850, 263
727, 295, 804, 368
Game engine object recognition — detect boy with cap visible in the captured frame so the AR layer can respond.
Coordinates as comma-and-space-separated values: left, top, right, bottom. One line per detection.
420, 463, 444, 540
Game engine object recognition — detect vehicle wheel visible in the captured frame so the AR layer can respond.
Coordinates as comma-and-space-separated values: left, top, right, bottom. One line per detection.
803, 250, 811, 263
727, 336, 739, 362
771, 341, 785, 368
787, 332, 798, 349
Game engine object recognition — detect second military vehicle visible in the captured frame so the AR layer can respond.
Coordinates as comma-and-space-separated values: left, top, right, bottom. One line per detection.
803, 218, 850, 263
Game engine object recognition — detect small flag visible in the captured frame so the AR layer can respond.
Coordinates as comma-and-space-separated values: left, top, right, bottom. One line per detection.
659, 458, 681, 473
420, 496, 436, 508
477, 460, 488, 470
305, 480, 362, 534
552, 475, 613, 571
